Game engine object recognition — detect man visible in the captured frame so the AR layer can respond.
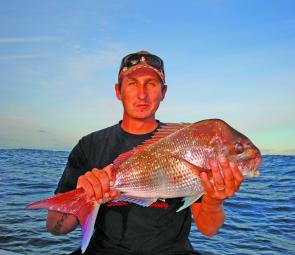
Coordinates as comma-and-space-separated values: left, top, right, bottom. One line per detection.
47, 51, 244, 255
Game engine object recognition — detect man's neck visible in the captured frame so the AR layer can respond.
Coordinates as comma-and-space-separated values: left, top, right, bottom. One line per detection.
120, 116, 158, 135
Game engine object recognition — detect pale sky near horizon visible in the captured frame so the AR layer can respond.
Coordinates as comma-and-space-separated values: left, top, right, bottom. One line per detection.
0, 1, 294, 154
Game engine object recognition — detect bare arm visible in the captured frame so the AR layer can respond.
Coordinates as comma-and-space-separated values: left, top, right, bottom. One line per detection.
191, 195, 225, 237
47, 210, 79, 235
191, 157, 244, 237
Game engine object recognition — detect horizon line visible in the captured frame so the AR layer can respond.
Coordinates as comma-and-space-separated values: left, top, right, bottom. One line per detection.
0, 146, 295, 156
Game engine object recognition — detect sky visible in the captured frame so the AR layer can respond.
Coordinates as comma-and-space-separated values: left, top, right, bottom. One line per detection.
0, 1, 294, 154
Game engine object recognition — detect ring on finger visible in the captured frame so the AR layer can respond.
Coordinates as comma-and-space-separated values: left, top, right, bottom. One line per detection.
216, 186, 225, 191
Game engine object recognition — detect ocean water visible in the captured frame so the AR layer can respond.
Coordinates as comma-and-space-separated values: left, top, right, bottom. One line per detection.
0, 149, 294, 255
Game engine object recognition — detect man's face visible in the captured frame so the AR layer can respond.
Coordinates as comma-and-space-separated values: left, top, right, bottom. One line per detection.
115, 68, 167, 121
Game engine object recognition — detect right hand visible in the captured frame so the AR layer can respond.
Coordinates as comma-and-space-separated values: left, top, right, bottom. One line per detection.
77, 164, 120, 203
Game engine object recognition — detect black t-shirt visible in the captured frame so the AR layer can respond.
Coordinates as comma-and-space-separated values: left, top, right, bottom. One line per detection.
55, 121, 196, 255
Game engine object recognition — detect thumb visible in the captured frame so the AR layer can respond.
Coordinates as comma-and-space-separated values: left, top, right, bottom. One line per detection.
104, 164, 116, 185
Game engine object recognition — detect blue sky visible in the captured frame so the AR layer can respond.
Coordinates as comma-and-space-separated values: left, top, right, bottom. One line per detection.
0, 1, 294, 154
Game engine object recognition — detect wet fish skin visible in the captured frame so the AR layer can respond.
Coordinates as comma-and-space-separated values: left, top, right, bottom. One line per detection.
113, 118, 261, 200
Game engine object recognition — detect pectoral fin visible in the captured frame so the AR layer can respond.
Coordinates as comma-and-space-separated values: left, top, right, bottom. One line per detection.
176, 194, 204, 212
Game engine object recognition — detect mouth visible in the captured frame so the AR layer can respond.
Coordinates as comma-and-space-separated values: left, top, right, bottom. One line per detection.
135, 103, 150, 109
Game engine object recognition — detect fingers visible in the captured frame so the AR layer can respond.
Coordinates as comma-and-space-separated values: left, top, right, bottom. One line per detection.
220, 157, 236, 196
90, 169, 110, 202
76, 165, 120, 203
201, 157, 244, 200
77, 174, 96, 198
200, 172, 215, 195
104, 164, 116, 186
110, 189, 121, 200
210, 159, 226, 192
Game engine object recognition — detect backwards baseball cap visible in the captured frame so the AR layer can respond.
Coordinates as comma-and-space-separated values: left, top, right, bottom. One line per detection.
118, 50, 165, 83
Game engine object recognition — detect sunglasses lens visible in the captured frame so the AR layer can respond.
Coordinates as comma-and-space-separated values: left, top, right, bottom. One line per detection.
125, 55, 141, 68
145, 55, 162, 69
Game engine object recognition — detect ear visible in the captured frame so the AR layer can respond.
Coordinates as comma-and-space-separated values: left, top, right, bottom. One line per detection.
161, 84, 168, 101
115, 83, 122, 100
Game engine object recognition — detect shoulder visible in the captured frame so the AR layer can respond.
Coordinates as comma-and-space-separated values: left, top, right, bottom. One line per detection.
73, 123, 120, 160
68, 123, 120, 166
80, 123, 119, 145
158, 120, 166, 127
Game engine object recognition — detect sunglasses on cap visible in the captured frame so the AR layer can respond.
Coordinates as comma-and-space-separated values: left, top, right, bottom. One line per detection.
119, 53, 165, 81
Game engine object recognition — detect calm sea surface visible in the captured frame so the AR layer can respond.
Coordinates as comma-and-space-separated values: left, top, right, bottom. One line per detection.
0, 149, 294, 255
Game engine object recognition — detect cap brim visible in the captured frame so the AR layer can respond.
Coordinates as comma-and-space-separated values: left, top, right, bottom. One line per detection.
118, 63, 165, 83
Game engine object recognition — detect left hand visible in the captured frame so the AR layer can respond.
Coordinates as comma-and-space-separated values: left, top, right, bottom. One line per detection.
200, 156, 244, 201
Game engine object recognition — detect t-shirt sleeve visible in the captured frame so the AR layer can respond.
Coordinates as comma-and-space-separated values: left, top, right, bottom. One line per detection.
54, 140, 88, 194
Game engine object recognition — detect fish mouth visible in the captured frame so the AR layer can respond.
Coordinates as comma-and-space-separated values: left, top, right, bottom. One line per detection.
239, 156, 262, 178
241, 168, 260, 178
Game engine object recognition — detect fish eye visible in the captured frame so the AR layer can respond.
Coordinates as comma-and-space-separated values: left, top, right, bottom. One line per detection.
235, 142, 244, 154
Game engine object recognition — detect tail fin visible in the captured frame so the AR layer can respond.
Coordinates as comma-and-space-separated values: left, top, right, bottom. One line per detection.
26, 188, 99, 253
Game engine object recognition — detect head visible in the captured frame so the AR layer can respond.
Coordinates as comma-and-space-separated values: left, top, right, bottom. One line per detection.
115, 51, 167, 121
192, 119, 262, 177
214, 119, 262, 177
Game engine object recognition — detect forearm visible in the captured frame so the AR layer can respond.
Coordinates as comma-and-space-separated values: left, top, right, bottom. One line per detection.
192, 195, 225, 237
47, 210, 79, 235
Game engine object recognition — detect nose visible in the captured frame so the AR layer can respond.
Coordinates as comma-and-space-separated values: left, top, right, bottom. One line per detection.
137, 84, 147, 100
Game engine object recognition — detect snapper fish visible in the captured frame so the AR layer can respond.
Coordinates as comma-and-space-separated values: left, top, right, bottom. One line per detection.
26, 119, 262, 253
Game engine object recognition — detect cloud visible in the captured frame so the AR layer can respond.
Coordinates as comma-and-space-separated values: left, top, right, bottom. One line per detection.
0, 36, 59, 44
38, 129, 50, 134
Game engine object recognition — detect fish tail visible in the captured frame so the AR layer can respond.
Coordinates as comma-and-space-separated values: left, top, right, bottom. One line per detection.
25, 188, 99, 254
80, 202, 100, 253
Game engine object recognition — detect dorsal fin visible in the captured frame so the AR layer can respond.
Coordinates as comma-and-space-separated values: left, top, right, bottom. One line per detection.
113, 123, 191, 169
141, 123, 191, 146
113, 149, 135, 169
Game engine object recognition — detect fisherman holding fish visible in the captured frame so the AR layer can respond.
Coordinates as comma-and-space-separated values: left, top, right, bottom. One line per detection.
27, 51, 261, 254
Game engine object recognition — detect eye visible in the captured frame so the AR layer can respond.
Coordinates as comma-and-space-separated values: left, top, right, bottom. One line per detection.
147, 81, 157, 87
127, 80, 137, 86
235, 142, 244, 154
